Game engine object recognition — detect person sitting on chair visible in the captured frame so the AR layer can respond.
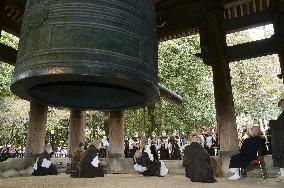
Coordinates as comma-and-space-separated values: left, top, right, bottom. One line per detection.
183, 136, 217, 183
228, 125, 266, 180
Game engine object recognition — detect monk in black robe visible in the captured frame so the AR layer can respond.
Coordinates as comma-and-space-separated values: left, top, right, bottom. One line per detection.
170, 136, 181, 160
32, 151, 58, 176
160, 132, 170, 160
228, 126, 266, 180
69, 143, 85, 177
150, 139, 159, 160
183, 137, 217, 183
124, 136, 130, 158
133, 146, 168, 177
79, 144, 104, 178
269, 99, 284, 181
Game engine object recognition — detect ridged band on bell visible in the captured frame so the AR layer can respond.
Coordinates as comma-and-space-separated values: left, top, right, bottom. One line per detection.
11, 0, 159, 110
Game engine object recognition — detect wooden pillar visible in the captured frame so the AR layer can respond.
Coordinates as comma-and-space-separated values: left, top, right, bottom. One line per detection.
25, 103, 48, 157
0, 0, 4, 37
67, 109, 86, 156
108, 111, 125, 158
205, 6, 239, 176
273, 0, 284, 81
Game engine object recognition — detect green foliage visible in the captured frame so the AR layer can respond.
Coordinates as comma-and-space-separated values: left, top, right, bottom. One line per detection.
0, 31, 19, 99
230, 55, 283, 124
124, 35, 216, 137
0, 98, 29, 147
157, 36, 216, 131
0, 63, 13, 98
85, 111, 108, 143
0, 31, 19, 49
228, 24, 282, 124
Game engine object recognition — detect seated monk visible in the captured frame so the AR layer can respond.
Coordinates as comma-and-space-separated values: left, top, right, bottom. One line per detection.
69, 143, 85, 177
79, 141, 105, 178
32, 144, 58, 176
183, 136, 217, 183
228, 125, 266, 180
133, 145, 168, 177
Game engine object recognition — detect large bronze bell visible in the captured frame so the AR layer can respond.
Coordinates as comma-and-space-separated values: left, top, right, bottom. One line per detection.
11, 0, 159, 110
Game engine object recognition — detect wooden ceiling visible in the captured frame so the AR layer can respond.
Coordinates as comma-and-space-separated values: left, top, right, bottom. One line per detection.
1, 0, 239, 40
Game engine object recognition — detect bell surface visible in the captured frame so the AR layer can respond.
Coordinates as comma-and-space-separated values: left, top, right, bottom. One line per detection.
11, 0, 159, 110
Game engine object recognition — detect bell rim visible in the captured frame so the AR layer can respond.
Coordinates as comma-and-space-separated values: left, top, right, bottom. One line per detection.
10, 74, 159, 110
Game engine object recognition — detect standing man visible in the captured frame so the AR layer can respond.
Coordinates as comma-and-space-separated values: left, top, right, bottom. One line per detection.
99, 135, 109, 158
159, 131, 170, 160
129, 132, 139, 158
170, 131, 181, 160
269, 99, 284, 182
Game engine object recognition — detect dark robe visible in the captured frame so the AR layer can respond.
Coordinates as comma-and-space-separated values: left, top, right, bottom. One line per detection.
70, 149, 84, 177
99, 148, 107, 158
32, 151, 58, 176
170, 137, 181, 160
159, 138, 170, 160
150, 140, 159, 160
270, 111, 284, 167
134, 151, 162, 176
79, 145, 104, 178
229, 136, 263, 168
182, 142, 217, 183
124, 139, 130, 158
129, 137, 139, 158
265, 128, 272, 155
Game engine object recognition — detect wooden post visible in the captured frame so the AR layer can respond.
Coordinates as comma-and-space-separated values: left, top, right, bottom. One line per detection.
0, 0, 4, 36
25, 103, 48, 157
205, 6, 239, 176
273, 0, 284, 81
108, 111, 125, 158
67, 109, 86, 156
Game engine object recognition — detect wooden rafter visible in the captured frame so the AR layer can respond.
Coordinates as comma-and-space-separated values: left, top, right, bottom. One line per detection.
0, 43, 17, 66
226, 37, 276, 62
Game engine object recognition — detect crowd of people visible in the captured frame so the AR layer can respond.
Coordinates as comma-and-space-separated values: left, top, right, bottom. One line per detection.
0, 145, 24, 162
123, 129, 219, 161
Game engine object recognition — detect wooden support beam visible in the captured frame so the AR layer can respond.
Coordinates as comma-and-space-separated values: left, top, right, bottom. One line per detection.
272, 0, 284, 81
0, 43, 17, 65
0, 0, 5, 33
1, 11, 21, 37
224, 7, 273, 34
67, 109, 86, 157
156, 0, 204, 40
25, 102, 47, 157
108, 111, 125, 158
0, 0, 24, 37
226, 37, 277, 62
205, 5, 239, 176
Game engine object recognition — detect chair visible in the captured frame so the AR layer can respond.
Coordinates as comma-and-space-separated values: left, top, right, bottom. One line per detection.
239, 146, 268, 180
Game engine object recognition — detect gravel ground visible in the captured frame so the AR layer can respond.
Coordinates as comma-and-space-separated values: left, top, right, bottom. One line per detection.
0, 174, 283, 188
